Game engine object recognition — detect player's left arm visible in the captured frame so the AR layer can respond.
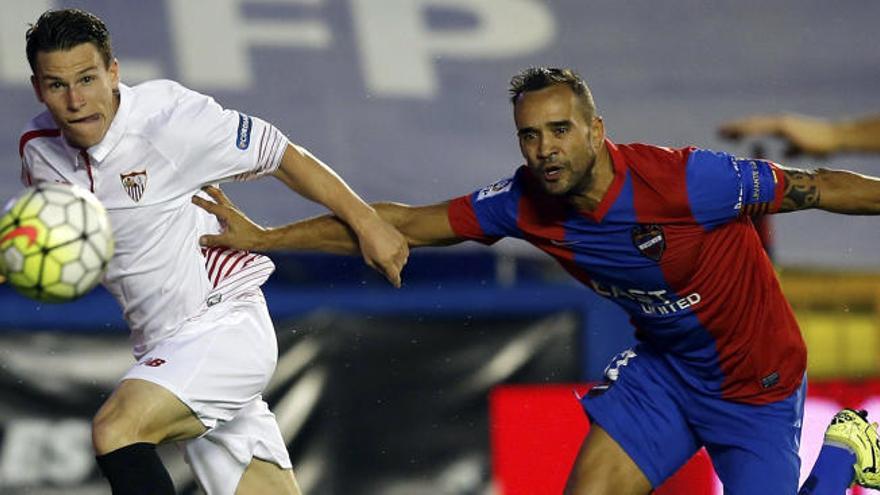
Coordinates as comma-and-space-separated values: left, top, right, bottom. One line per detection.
270, 143, 409, 287
774, 166, 880, 214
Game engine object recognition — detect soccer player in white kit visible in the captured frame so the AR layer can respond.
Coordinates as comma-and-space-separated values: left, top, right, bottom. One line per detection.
18, 8, 408, 495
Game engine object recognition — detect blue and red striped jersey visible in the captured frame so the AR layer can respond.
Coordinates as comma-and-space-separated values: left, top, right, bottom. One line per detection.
448, 139, 805, 404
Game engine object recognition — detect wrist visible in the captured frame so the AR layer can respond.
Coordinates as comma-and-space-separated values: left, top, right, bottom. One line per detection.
342, 204, 381, 237
252, 226, 274, 251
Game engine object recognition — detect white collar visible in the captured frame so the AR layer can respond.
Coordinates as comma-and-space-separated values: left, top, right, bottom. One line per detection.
85, 82, 133, 163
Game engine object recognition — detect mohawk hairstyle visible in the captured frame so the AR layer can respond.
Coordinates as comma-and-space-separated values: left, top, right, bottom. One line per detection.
509, 67, 597, 119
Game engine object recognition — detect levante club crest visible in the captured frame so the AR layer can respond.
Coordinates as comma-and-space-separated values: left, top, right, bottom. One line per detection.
120, 170, 147, 202
631, 224, 665, 261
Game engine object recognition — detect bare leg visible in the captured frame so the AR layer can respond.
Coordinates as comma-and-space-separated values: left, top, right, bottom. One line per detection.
235, 458, 301, 495
564, 424, 652, 495
92, 378, 206, 454
92, 379, 207, 494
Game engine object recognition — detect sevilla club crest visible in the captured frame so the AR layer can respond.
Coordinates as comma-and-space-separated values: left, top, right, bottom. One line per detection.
631, 224, 665, 261
120, 170, 147, 202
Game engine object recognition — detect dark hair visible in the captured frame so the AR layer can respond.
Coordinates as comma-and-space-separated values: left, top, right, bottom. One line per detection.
26, 9, 113, 72
509, 67, 597, 119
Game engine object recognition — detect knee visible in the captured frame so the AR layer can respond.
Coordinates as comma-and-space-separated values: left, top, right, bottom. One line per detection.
92, 401, 142, 455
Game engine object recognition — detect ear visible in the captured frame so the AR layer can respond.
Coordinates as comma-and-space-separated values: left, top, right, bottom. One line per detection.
30, 74, 44, 103
590, 116, 605, 149
108, 58, 120, 89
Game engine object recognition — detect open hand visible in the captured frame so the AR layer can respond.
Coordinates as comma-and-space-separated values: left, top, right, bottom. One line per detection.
191, 186, 266, 251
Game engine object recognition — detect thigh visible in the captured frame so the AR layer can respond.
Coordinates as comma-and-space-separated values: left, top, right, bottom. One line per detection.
93, 378, 206, 453
184, 399, 293, 495
698, 378, 806, 495
236, 459, 300, 495
565, 424, 652, 495
123, 296, 278, 429
579, 346, 699, 487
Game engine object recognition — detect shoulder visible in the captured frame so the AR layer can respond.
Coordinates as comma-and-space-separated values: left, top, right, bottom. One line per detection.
618, 142, 740, 179
127, 79, 216, 120
617, 142, 695, 170
126, 80, 226, 143
472, 166, 528, 202
129, 79, 197, 102
19, 112, 61, 158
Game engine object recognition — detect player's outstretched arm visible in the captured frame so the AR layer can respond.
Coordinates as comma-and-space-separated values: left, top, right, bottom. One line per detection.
192, 187, 465, 267
719, 113, 880, 156
269, 143, 409, 286
774, 166, 880, 214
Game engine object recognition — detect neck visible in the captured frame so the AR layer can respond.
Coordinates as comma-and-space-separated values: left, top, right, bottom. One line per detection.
568, 142, 614, 211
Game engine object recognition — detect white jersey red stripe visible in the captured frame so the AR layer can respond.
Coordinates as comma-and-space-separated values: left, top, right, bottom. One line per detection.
19, 128, 62, 187
20, 80, 289, 357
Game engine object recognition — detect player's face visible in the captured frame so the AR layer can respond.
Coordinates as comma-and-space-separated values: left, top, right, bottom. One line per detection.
31, 43, 119, 149
514, 84, 603, 198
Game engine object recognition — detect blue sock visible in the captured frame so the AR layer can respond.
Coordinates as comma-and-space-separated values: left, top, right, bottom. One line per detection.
798, 444, 856, 495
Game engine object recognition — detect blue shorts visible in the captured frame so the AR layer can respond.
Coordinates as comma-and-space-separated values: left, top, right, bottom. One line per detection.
581, 344, 806, 495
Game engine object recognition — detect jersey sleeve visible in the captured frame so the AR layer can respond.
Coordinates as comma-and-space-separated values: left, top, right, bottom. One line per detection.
685, 149, 784, 230
447, 173, 523, 244
160, 85, 289, 189
18, 120, 63, 187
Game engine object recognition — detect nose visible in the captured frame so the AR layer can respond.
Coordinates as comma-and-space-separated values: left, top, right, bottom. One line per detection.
537, 136, 557, 162
66, 87, 85, 111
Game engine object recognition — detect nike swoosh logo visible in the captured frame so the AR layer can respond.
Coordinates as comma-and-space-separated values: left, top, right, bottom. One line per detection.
1, 226, 38, 247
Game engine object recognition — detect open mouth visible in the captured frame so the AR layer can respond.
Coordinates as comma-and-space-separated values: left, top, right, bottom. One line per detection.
543, 165, 563, 181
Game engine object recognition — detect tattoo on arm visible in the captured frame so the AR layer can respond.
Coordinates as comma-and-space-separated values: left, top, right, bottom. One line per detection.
779, 169, 820, 212
742, 202, 770, 216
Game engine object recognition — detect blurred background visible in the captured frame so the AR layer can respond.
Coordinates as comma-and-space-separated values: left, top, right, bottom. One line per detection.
0, 0, 878, 493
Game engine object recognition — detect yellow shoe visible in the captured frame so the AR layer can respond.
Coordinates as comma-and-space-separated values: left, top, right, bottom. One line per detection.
824, 408, 880, 489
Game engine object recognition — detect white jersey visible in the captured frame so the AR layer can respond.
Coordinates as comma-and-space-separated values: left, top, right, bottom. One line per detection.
19, 80, 288, 356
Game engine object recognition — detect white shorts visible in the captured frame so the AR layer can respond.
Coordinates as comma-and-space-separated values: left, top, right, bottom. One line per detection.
122, 291, 292, 494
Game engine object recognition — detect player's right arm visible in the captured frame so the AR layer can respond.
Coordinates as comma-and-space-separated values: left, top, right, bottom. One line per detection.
685, 150, 880, 228
771, 165, 880, 215
192, 186, 463, 253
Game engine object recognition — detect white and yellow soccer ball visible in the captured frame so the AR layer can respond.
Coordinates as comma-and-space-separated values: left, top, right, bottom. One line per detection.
0, 182, 114, 302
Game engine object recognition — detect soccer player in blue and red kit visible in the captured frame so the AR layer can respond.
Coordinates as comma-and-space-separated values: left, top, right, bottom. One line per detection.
193, 67, 880, 494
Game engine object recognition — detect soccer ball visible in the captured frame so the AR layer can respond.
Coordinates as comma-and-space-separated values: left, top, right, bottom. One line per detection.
0, 182, 114, 302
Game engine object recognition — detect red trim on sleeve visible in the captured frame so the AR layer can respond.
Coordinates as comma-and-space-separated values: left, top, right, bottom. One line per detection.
447, 195, 496, 244
769, 165, 786, 213
19, 129, 61, 158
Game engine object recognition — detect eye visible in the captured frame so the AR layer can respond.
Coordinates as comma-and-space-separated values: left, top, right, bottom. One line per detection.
48, 81, 64, 90
553, 126, 569, 136
81, 75, 94, 84
519, 131, 537, 141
